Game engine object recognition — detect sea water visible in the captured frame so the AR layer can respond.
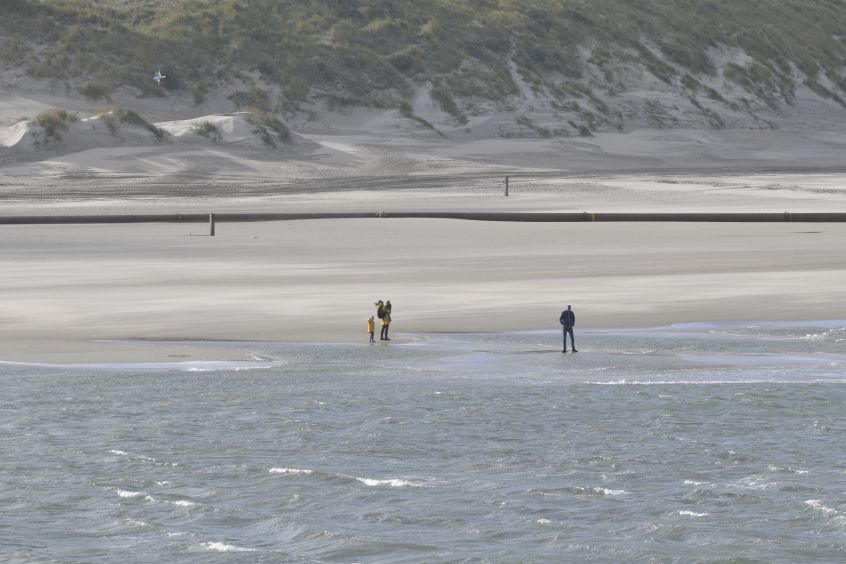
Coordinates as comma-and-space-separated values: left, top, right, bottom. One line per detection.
2, 322, 845, 563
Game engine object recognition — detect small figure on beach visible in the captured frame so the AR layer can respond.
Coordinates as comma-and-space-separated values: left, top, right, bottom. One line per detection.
381, 300, 392, 341
374, 300, 393, 341
560, 305, 577, 353
367, 315, 376, 343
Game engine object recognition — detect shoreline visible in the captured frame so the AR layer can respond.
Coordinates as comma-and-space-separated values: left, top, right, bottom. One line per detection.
2, 318, 843, 366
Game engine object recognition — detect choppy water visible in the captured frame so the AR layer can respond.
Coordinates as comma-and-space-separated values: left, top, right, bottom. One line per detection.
2, 321, 845, 563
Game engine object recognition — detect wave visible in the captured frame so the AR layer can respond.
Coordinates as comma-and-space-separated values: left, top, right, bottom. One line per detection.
114, 489, 156, 502
575, 486, 627, 496
531, 486, 628, 497
805, 499, 846, 526
768, 464, 809, 475
732, 474, 778, 491
269, 467, 314, 475
202, 541, 257, 552
676, 510, 709, 517
266, 466, 428, 488
802, 327, 846, 341
107, 449, 178, 467
356, 477, 425, 488
587, 379, 846, 385
268, 467, 427, 488
112, 486, 196, 507
805, 500, 841, 515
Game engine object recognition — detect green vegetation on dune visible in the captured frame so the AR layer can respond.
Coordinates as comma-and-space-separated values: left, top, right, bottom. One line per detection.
244, 108, 291, 146
3, 0, 846, 131
33, 108, 78, 143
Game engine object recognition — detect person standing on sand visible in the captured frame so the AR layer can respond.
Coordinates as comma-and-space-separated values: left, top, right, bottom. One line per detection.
367, 315, 376, 343
381, 300, 392, 341
560, 305, 577, 353
375, 300, 388, 340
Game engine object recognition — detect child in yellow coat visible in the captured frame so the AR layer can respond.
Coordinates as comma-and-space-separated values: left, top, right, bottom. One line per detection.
367, 316, 375, 343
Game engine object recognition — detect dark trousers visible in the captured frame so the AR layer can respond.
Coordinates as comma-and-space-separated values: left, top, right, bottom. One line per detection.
381, 324, 389, 339
562, 326, 575, 350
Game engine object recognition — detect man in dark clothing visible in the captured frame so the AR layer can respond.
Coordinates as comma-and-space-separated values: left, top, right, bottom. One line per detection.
559, 305, 577, 353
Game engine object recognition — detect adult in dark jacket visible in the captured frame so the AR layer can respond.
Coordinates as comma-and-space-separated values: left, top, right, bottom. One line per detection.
559, 305, 577, 353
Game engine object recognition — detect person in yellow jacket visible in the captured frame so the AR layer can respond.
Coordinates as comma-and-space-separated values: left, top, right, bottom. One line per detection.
380, 300, 392, 341
367, 315, 375, 343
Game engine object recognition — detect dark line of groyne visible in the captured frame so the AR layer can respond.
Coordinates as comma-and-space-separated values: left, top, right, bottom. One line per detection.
1, 211, 845, 225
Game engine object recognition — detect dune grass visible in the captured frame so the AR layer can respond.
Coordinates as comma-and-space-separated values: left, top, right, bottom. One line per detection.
33, 108, 77, 143
4, 0, 846, 129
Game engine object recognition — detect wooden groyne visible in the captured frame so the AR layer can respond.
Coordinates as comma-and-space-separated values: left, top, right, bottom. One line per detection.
1, 211, 845, 225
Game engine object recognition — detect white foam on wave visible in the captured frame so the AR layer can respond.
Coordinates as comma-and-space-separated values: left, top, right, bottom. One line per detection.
529, 485, 628, 498
732, 475, 777, 491
536, 518, 552, 524
105, 449, 178, 466
269, 467, 313, 475
110, 487, 156, 502
681, 353, 844, 367
805, 499, 846, 526
666, 320, 846, 332
768, 464, 809, 475
676, 510, 709, 517
587, 378, 846, 385
171, 500, 196, 507
202, 541, 257, 552
683, 479, 707, 486
584, 486, 628, 496
803, 327, 846, 341
356, 477, 425, 488
547, 486, 628, 497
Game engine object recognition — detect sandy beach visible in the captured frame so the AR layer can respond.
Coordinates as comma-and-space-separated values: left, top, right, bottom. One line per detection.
2, 174, 845, 363
2, 86, 846, 363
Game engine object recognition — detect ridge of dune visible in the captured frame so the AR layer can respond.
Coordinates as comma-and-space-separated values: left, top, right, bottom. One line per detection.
0, 109, 300, 151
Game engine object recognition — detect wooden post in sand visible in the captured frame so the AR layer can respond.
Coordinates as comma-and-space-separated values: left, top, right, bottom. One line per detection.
505, 176, 509, 197
209, 213, 215, 236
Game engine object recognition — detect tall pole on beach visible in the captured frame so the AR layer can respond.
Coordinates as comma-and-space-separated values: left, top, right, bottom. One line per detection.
505, 176, 509, 197
209, 213, 215, 236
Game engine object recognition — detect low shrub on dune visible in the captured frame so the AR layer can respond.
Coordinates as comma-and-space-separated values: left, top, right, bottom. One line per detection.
194, 121, 222, 141
33, 108, 78, 144
95, 107, 167, 140
244, 109, 290, 147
